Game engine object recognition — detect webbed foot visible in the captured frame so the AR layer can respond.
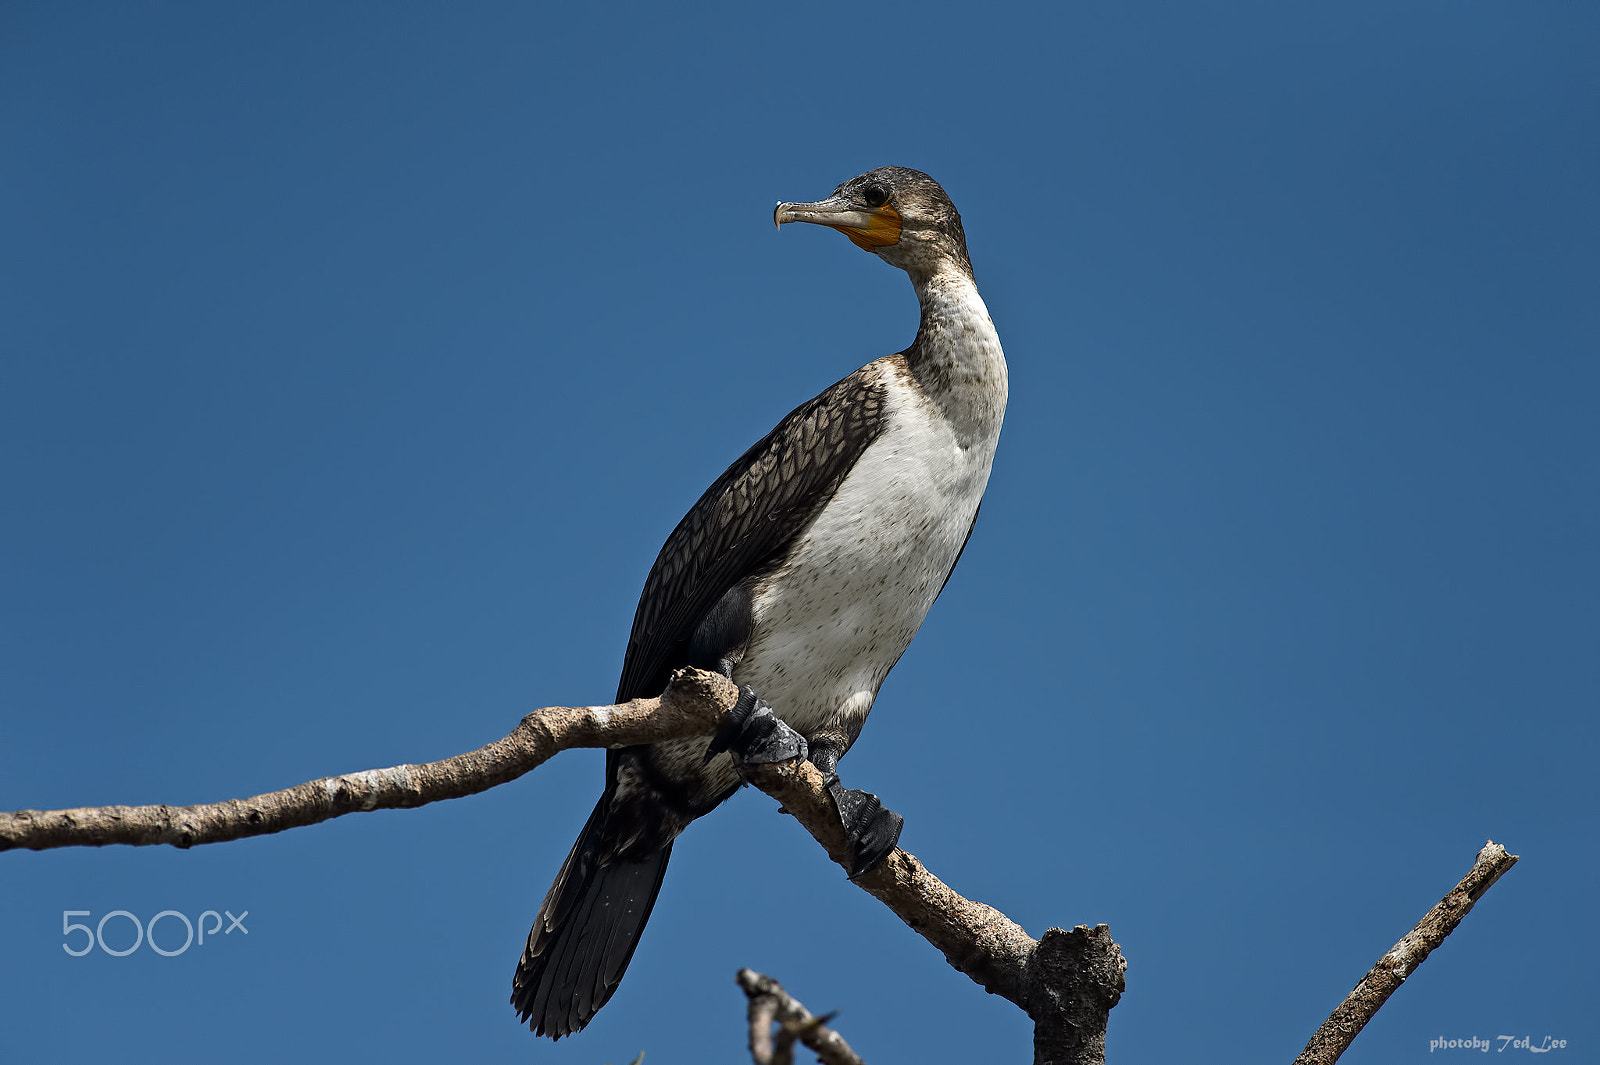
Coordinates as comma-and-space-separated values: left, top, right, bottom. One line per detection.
704, 685, 810, 766
830, 783, 903, 879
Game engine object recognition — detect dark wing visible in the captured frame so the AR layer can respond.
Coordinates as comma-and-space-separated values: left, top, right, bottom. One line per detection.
616, 361, 890, 702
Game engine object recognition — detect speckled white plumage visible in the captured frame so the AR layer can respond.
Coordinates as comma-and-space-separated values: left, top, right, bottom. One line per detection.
630, 270, 1007, 807
740, 272, 1007, 744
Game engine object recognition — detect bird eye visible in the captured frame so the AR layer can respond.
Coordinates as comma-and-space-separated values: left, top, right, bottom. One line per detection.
862, 185, 889, 208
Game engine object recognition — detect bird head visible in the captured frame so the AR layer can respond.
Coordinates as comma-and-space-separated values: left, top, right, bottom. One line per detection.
774, 166, 972, 279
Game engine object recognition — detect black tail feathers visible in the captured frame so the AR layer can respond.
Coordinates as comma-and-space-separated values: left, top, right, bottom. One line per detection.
511, 795, 672, 1039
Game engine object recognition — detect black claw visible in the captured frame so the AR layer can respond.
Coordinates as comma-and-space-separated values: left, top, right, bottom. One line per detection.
831, 786, 903, 879
704, 686, 763, 764
704, 686, 809, 767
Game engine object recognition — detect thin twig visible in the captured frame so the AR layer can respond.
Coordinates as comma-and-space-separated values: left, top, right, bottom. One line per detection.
747, 987, 780, 1065
0, 668, 737, 850
737, 969, 865, 1065
1293, 840, 1519, 1065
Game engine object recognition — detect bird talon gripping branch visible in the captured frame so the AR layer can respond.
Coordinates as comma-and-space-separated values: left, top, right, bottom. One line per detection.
703, 685, 806, 765
834, 786, 904, 879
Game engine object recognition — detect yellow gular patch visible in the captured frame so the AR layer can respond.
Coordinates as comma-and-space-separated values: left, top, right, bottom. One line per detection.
838, 203, 902, 252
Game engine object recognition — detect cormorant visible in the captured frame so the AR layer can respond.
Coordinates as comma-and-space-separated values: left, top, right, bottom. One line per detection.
512, 166, 1008, 1038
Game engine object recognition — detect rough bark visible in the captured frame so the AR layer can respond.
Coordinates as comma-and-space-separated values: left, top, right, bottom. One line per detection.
1294, 840, 1519, 1065
1026, 925, 1126, 1065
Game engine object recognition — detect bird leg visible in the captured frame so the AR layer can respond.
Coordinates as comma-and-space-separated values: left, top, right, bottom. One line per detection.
807, 741, 903, 880
704, 685, 810, 766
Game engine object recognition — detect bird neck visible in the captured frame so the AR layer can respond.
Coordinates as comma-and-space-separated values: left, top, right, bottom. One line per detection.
903, 268, 1008, 447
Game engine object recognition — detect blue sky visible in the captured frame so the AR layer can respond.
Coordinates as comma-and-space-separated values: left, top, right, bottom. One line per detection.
2, 3, 1595, 1062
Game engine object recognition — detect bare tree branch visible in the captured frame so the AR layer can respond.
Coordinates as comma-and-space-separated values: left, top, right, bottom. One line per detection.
5, 665, 1127, 1062
737, 969, 865, 1065
735, 759, 1126, 1065
0, 666, 1066, 1014
0, 668, 738, 851
4, 666, 1519, 1065
738, 757, 1045, 1007
1294, 840, 1519, 1065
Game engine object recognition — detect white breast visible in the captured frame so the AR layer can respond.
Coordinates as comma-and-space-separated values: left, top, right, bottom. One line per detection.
738, 279, 1007, 744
